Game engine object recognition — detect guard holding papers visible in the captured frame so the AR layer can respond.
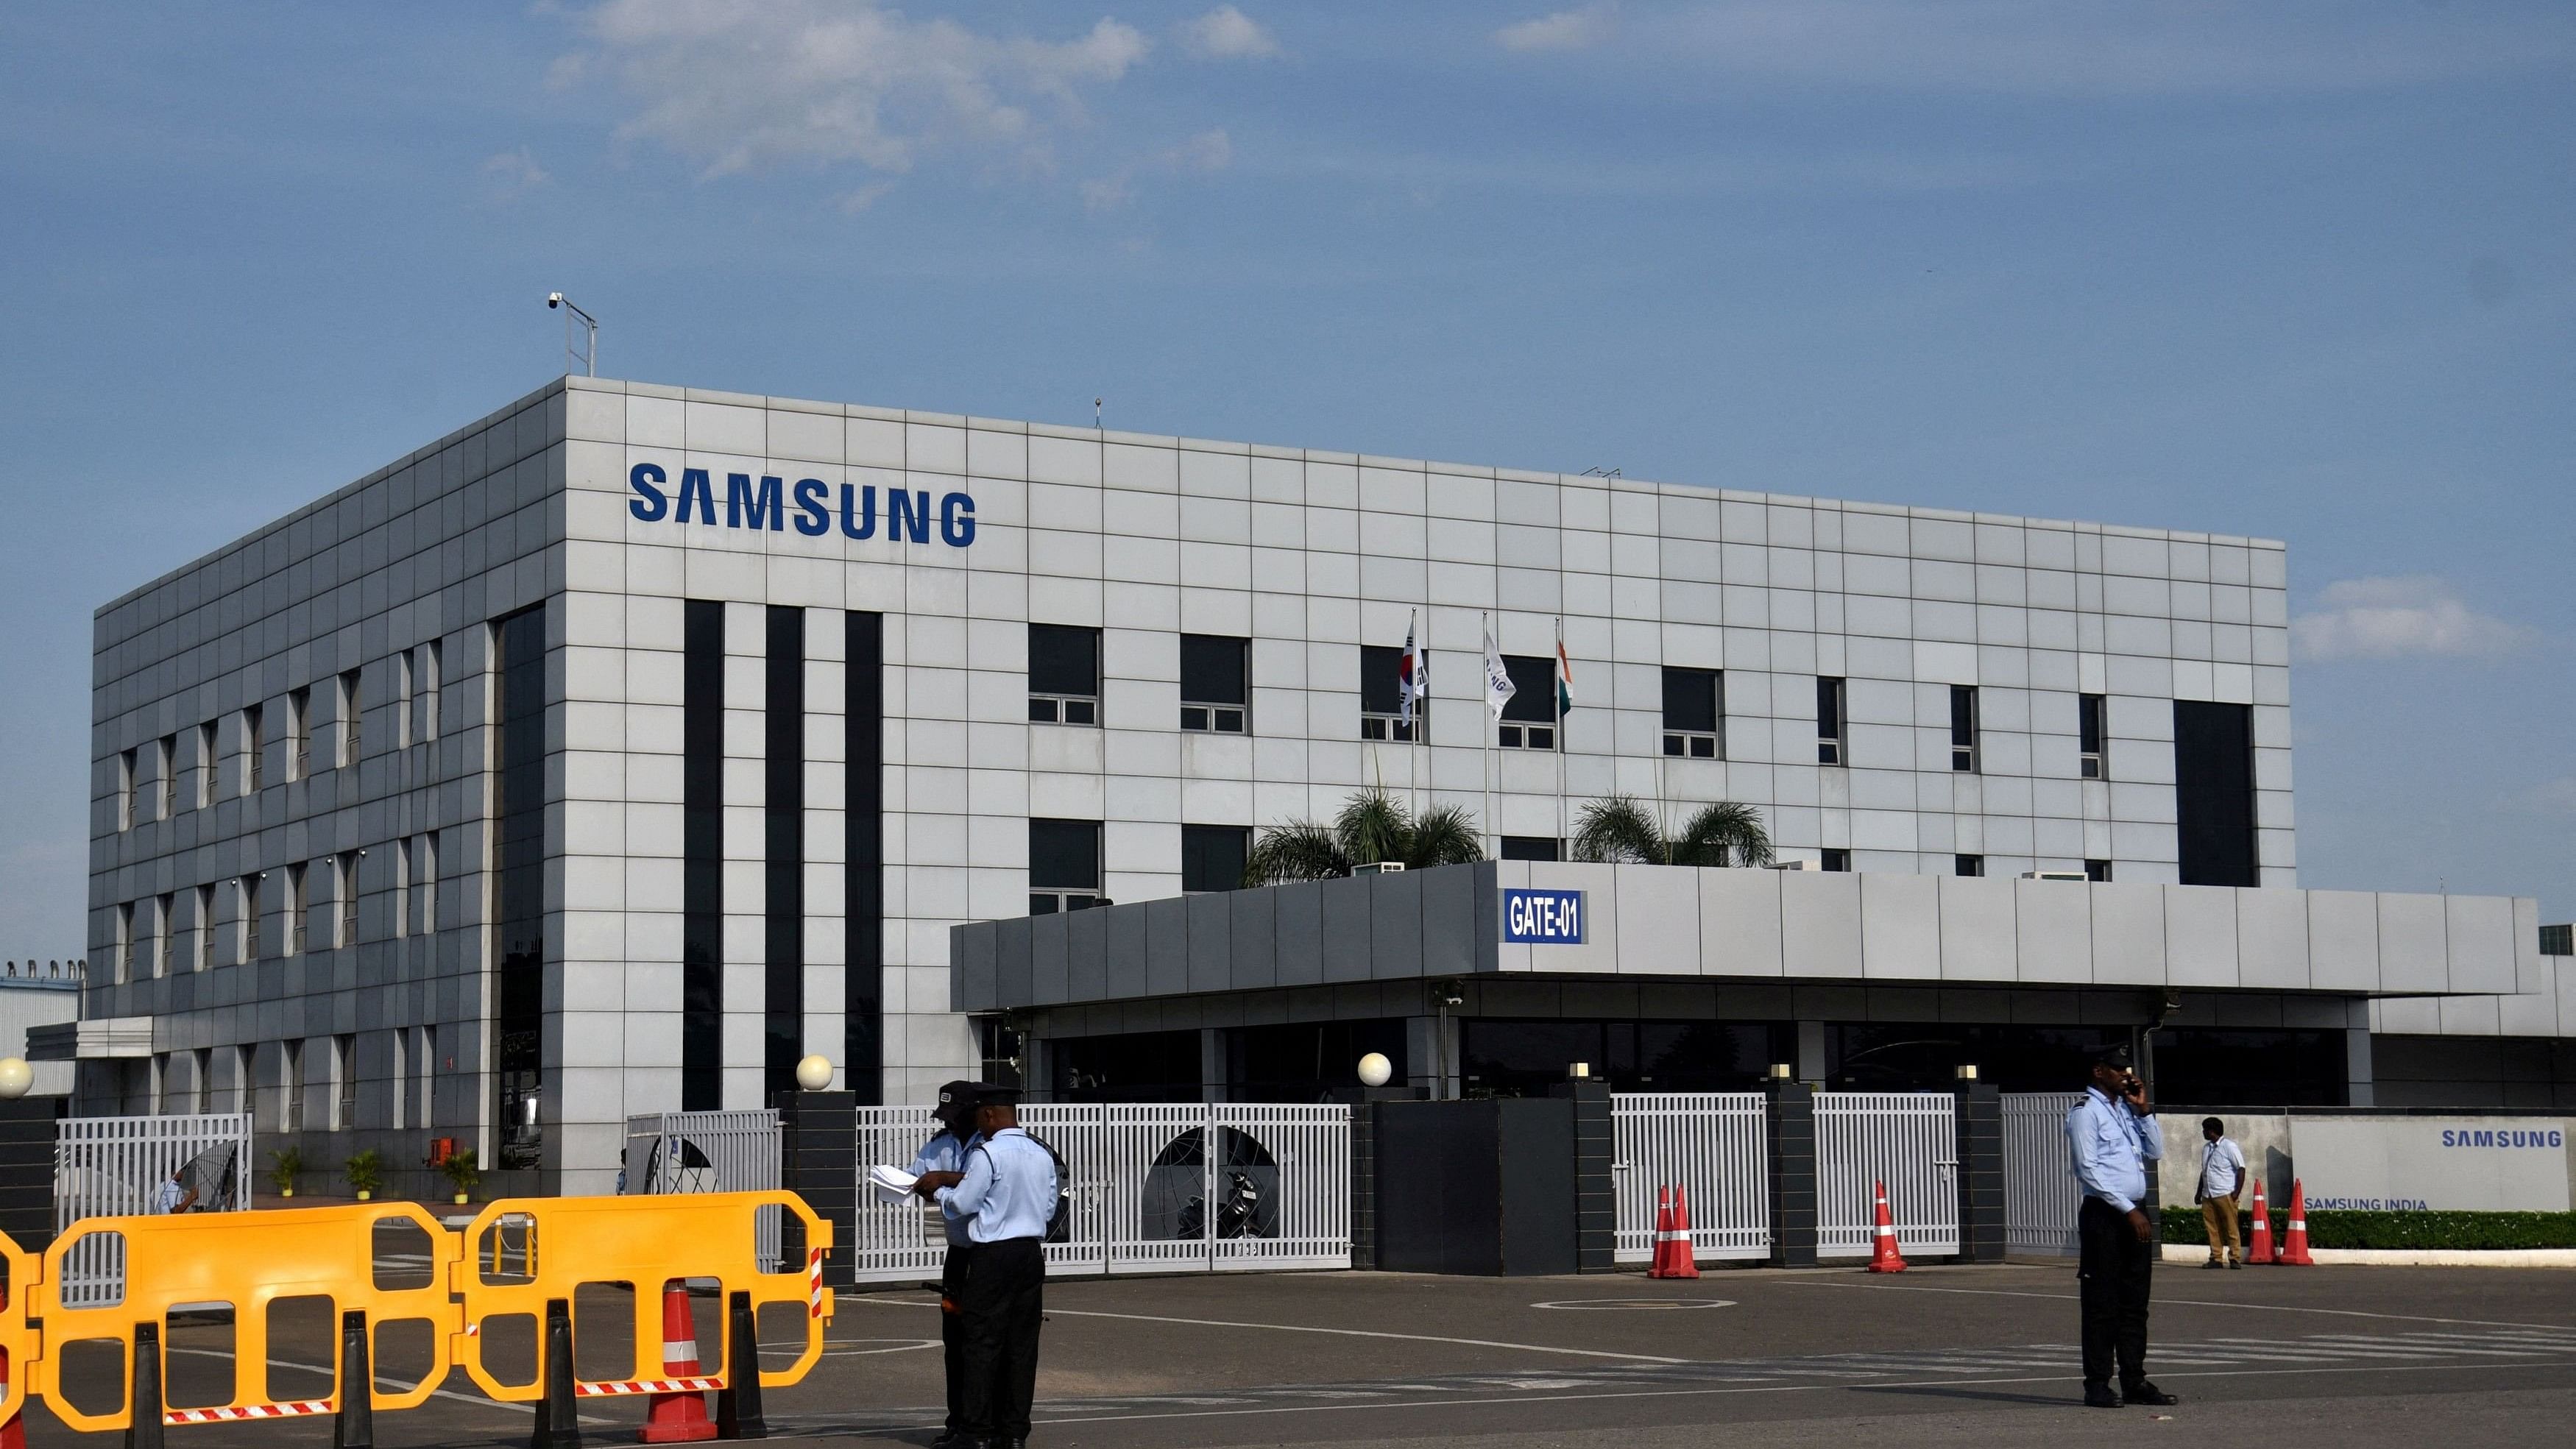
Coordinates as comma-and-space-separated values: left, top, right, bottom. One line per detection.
904, 1080, 985, 1449
912, 1083, 1059, 1449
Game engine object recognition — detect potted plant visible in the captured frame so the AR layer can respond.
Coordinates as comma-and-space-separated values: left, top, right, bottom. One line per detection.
437, 1146, 481, 1205
268, 1146, 302, 1200
343, 1148, 383, 1202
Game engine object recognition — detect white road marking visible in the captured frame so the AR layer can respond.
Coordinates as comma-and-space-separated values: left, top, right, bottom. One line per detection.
845, 1294, 1691, 1364
1782, 1278, 2576, 1331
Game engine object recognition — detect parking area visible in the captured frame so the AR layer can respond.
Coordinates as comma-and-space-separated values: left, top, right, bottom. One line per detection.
15, 1262, 2576, 1448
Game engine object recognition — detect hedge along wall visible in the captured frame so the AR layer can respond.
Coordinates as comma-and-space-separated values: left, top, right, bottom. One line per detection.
2162, 1209, 2576, 1251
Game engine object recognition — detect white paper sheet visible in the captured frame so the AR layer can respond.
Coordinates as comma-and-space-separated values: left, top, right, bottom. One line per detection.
866, 1163, 921, 1204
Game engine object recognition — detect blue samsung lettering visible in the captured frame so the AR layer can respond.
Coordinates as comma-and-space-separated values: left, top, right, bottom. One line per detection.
627, 462, 669, 521
676, 468, 717, 525
888, 489, 930, 544
941, 491, 977, 547
791, 478, 830, 536
727, 473, 784, 531
839, 483, 877, 539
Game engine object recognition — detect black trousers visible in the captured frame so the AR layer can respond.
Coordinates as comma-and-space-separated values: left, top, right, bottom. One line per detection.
938, 1245, 969, 1431
2076, 1196, 2155, 1389
956, 1237, 1046, 1442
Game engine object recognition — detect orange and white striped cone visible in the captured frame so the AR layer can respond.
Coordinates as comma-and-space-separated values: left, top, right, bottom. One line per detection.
1661, 1186, 1701, 1280
637, 1280, 719, 1443
1, 1341, 23, 1449
2277, 1179, 2315, 1266
1648, 1186, 1677, 1277
1865, 1180, 1908, 1273
2245, 1177, 2274, 1264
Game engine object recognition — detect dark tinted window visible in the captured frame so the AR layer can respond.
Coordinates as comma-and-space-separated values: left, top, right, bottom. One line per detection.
1500, 654, 1556, 723
1181, 635, 1248, 705
1817, 677, 1844, 737
1822, 849, 1850, 872
1052, 1030, 1202, 1102
2174, 700, 2257, 886
1359, 645, 1405, 715
1950, 685, 1977, 746
1955, 854, 1983, 877
1661, 667, 1719, 734
1499, 836, 1559, 861
2078, 693, 2106, 755
1028, 624, 1100, 697
1029, 818, 1102, 890
1181, 824, 1250, 893
2151, 1027, 2346, 1106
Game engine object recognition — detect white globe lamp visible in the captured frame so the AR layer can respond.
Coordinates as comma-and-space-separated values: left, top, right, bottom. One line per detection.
0, 1058, 29, 1099
1356, 1052, 1393, 1089
794, 1054, 835, 1091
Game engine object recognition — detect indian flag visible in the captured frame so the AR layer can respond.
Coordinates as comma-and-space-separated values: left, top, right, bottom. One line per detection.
1556, 639, 1576, 716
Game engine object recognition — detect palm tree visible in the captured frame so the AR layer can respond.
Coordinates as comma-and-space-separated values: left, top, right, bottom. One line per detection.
1243, 789, 1486, 885
1571, 794, 1774, 868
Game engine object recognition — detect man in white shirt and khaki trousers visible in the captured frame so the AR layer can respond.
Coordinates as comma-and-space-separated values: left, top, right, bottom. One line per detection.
2196, 1117, 2249, 1269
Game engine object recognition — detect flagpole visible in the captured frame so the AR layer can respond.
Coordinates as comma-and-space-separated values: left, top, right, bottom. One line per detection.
1479, 611, 1493, 860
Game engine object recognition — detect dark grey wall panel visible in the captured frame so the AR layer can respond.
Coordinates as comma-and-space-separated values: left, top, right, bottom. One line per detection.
995, 917, 1033, 1009
1320, 874, 1373, 984
1186, 891, 1232, 994
1030, 912, 1071, 1005
1145, 896, 1190, 996
1275, 881, 1325, 988
1068, 907, 1107, 1002
952, 924, 997, 1012
1106, 906, 1149, 999
1370, 870, 1424, 980
1420, 863, 1480, 979
1230, 887, 1277, 990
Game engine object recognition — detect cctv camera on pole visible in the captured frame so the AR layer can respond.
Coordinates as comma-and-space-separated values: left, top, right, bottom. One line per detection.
546, 292, 597, 377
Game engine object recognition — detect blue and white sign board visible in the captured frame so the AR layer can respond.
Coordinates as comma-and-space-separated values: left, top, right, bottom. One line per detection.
2291, 1116, 2571, 1213
1502, 888, 1586, 945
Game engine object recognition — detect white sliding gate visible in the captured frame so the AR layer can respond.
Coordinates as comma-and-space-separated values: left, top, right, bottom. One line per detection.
1608, 1094, 1771, 1264
850, 1103, 1351, 1285
2002, 1091, 2084, 1256
1815, 1092, 1959, 1257
623, 1108, 782, 1270
54, 1113, 252, 1307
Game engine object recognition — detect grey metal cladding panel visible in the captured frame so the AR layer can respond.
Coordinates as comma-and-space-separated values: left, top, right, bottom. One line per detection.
1145, 896, 1189, 996
1473, 860, 1500, 971
1186, 891, 1233, 994
995, 917, 1034, 1008
1370, 868, 1425, 980
952, 924, 998, 1012
1105, 904, 1149, 1000
1275, 882, 1325, 987
1229, 888, 1278, 990
1320, 874, 1373, 984
1030, 911, 1072, 1005
1420, 863, 1481, 979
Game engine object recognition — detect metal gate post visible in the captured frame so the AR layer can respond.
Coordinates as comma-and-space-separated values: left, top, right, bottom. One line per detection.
1550, 1077, 1616, 1272
778, 1090, 857, 1288
1763, 1072, 1817, 1269
1951, 1074, 2005, 1264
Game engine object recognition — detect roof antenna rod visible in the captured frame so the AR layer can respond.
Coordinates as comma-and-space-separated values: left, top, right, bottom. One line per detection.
547, 293, 598, 378
1094, 396, 1103, 429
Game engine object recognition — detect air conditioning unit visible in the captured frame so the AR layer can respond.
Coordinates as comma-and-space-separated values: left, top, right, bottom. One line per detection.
1351, 861, 1406, 875
1774, 859, 1825, 871
2021, 871, 2088, 882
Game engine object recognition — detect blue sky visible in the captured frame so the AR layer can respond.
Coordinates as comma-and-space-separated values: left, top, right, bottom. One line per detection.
4, 1, 2572, 953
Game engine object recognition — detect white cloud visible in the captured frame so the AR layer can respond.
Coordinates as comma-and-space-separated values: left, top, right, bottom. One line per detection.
1080, 128, 1232, 213
1497, 4, 1617, 54
479, 147, 552, 199
1181, 6, 1279, 60
2523, 777, 2576, 818
1164, 128, 1232, 172
565, 0, 1149, 179
2290, 575, 2533, 662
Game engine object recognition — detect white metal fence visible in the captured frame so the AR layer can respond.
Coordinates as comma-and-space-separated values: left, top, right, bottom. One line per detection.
54, 1113, 252, 1307
850, 1103, 1351, 1285
1608, 1094, 1771, 1264
623, 1109, 782, 1270
1815, 1092, 1959, 1257
2003, 1091, 2084, 1256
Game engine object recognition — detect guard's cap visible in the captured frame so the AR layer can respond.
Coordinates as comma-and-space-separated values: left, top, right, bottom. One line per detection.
935, 1079, 981, 1110
970, 1082, 1024, 1107
2092, 1044, 2134, 1070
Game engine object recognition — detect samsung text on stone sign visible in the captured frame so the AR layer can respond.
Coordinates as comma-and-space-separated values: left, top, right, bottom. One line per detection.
626, 462, 976, 546
1504, 888, 1585, 945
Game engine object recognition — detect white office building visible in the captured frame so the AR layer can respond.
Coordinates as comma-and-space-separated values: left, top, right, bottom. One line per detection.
82, 376, 2572, 1192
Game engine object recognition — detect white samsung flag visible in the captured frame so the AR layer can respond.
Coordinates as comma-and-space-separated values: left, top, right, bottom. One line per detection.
1482, 623, 1516, 722
1399, 614, 1425, 725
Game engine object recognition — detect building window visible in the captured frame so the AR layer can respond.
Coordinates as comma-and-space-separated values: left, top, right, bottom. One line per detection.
336, 851, 360, 948
117, 748, 136, 832
1359, 644, 1422, 741
239, 876, 262, 963
1950, 685, 1979, 773
1822, 849, 1851, 873
1027, 623, 1101, 725
113, 901, 134, 983
154, 893, 174, 978
284, 1040, 305, 1133
417, 1024, 437, 1128
1817, 677, 1846, 765
193, 1047, 213, 1113
389, 1027, 406, 1130
1181, 824, 1250, 893
2174, 700, 2257, 888
241, 704, 263, 794
418, 640, 442, 742
392, 838, 411, 938
287, 687, 311, 781
1029, 818, 1104, 914
1500, 835, 1560, 862
155, 735, 177, 820
337, 670, 361, 768
333, 1035, 356, 1131
284, 863, 307, 956
233, 1044, 254, 1115
1956, 854, 1984, 877
194, 885, 214, 971
2539, 924, 2573, 957
2086, 859, 2112, 883
196, 721, 217, 808
2079, 692, 2106, 779
392, 651, 414, 750
1179, 634, 1249, 733
1496, 654, 1558, 749
420, 831, 440, 935
1661, 667, 1722, 759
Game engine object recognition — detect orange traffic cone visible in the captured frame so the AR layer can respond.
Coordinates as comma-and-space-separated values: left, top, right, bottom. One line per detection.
2244, 1177, 2273, 1264
637, 1280, 718, 1442
1866, 1180, 1908, 1272
1659, 1186, 1701, 1280
2276, 1179, 2315, 1266
1, 1343, 23, 1449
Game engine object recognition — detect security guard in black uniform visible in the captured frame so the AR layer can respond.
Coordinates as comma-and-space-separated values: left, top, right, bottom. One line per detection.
913, 1084, 1057, 1449
902, 1080, 984, 1449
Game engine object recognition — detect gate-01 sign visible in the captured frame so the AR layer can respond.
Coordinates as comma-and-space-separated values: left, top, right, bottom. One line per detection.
1503, 888, 1586, 944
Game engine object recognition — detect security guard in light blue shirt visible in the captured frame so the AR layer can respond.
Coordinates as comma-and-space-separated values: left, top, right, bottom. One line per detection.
2064, 1044, 2176, 1410
914, 1085, 1058, 1449
906, 1080, 984, 1448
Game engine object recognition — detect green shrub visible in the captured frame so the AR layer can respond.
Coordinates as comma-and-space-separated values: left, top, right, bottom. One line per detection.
2161, 1208, 2576, 1251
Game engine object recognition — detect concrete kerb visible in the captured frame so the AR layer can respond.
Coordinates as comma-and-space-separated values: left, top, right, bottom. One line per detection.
2159, 1245, 2576, 1268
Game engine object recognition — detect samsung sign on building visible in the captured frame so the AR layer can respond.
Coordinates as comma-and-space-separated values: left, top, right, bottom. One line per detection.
2292, 1118, 2574, 1213
1504, 888, 1586, 945
626, 462, 977, 547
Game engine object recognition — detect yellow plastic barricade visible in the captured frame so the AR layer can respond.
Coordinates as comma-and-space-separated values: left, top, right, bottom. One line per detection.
0, 1227, 40, 1428
453, 1191, 832, 1404
31, 1203, 463, 1433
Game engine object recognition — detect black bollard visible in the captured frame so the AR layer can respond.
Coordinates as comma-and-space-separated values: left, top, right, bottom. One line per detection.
333, 1308, 374, 1449
125, 1322, 165, 1449
531, 1297, 581, 1449
713, 1290, 765, 1439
